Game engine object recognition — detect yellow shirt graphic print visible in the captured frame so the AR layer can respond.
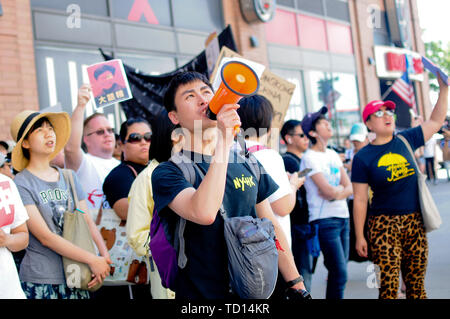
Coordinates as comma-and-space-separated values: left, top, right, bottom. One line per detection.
233, 174, 256, 191
377, 152, 415, 182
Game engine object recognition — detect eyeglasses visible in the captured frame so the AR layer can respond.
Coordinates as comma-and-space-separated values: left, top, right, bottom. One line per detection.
289, 133, 306, 138
373, 110, 395, 118
86, 127, 114, 137
125, 132, 152, 144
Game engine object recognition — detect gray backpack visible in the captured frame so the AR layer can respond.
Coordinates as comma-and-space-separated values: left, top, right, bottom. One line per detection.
169, 150, 279, 299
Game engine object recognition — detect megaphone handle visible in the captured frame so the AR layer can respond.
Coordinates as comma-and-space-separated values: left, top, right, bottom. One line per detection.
233, 125, 240, 135
235, 130, 249, 157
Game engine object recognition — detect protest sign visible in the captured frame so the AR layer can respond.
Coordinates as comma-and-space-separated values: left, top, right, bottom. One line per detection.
87, 59, 133, 110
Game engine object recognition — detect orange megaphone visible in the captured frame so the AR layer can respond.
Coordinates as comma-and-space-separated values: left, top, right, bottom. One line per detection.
206, 61, 260, 133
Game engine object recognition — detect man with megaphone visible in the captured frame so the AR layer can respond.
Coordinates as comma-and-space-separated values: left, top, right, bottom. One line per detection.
151, 70, 310, 299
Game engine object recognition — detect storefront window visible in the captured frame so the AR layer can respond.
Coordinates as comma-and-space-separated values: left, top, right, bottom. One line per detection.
34, 47, 109, 116
306, 70, 359, 146
329, 72, 360, 144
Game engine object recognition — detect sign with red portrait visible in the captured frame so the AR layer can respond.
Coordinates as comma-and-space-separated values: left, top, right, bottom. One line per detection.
87, 59, 133, 110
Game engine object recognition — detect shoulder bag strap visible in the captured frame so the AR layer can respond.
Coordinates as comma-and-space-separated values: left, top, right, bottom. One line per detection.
397, 134, 422, 174
126, 164, 138, 178
62, 169, 78, 211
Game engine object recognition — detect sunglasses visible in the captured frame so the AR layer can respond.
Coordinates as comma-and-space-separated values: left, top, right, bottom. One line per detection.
125, 132, 152, 144
86, 127, 114, 136
372, 110, 395, 118
290, 133, 306, 138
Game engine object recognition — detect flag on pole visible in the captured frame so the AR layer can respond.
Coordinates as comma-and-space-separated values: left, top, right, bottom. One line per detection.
422, 56, 449, 86
391, 70, 416, 109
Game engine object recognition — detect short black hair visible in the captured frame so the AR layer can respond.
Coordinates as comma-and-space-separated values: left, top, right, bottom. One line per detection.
0, 140, 8, 152
148, 110, 176, 163
307, 114, 327, 145
94, 64, 116, 80
280, 119, 302, 144
163, 71, 213, 113
237, 94, 273, 137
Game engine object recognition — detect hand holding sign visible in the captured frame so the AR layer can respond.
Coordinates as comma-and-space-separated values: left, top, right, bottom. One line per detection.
422, 56, 449, 86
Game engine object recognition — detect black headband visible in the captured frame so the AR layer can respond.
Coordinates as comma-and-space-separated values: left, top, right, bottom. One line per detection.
16, 112, 40, 142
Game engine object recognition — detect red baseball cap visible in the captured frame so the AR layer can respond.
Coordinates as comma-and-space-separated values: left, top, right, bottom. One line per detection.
362, 100, 396, 123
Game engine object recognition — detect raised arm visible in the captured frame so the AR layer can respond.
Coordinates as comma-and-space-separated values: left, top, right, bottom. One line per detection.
421, 74, 449, 142
64, 84, 92, 171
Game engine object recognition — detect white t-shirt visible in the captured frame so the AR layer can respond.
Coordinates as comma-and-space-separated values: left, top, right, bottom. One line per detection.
0, 174, 29, 299
423, 138, 436, 158
300, 148, 349, 222
75, 153, 120, 211
246, 140, 293, 249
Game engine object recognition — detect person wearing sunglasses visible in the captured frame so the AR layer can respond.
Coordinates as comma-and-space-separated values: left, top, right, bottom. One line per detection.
280, 119, 313, 292
351, 74, 448, 299
64, 84, 120, 212
103, 118, 152, 221
99, 117, 152, 300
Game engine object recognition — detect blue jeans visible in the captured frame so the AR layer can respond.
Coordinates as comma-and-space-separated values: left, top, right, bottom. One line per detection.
315, 217, 349, 299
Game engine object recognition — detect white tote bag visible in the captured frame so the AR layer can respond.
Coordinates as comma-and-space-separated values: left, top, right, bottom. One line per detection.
398, 135, 442, 232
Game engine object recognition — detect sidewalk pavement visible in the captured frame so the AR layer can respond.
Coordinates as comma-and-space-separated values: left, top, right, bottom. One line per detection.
309, 168, 450, 299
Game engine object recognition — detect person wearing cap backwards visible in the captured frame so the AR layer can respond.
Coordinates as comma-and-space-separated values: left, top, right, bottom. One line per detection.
10, 110, 111, 299
299, 106, 353, 299
351, 74, 448, 299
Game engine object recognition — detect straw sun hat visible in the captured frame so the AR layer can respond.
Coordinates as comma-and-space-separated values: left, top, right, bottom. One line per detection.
10, 110, 71, 171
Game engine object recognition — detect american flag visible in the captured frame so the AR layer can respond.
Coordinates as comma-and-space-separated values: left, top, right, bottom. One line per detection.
391, 71, 416, 109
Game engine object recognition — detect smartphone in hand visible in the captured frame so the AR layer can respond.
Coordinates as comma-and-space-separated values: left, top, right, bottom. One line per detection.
297, 168, 312, 178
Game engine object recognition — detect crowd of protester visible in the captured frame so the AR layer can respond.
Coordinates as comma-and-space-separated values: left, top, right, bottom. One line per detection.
0, 70, 448, 300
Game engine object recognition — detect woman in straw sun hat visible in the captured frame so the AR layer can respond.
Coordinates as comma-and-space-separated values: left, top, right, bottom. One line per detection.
11, 110, 111, 299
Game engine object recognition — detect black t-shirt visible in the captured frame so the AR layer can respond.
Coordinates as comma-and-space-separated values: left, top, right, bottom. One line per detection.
151, 151, 279, 299
103, 161, 146, 208
351, 126, 424, 216
282, 152, 309, 225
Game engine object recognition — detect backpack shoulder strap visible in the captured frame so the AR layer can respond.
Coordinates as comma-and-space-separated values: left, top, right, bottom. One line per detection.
169, 152, 197, 185
168, 152, 202, 269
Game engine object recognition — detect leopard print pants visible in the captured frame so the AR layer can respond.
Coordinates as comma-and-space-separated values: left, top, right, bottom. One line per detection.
367, 211, 428, 299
